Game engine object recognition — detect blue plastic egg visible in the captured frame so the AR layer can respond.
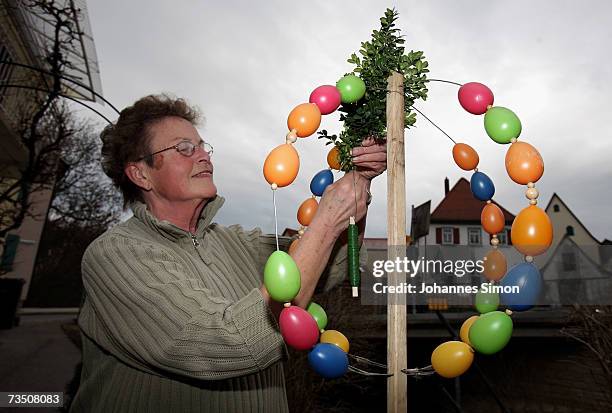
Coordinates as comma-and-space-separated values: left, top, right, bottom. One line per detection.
308, 343, 349, 379
310, 169, 334, 197
500, 262, 542, 311
470, 171, 495, 201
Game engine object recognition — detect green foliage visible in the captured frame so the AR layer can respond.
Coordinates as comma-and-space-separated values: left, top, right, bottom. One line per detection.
318, 8, 429, 170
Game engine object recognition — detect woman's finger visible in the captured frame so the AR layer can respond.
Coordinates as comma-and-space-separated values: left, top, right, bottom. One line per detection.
352, 144, 386, 156
352, 152, 387, 163
356, 161, 386, 171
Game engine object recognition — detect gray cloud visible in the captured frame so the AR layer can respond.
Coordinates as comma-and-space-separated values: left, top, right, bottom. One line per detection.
83, 0, 612, 240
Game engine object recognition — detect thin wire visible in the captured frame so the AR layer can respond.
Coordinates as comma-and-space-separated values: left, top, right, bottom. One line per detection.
348, 353, 393, 377
347, 354, 435, 378
401, 365, 436, 377
348, 353, 388, 369
362, 85, 459, 146
272, 189, 279, 251
348, 365, 394, 377
428, 78, 463, 87
410, 105, 457, 145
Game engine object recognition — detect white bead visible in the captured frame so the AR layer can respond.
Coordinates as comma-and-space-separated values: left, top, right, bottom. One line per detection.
511, 138, 517, 143
490, 237, 499, 247
529, 199, 538, 205
283, 302, 291, 308
271, 183, 278, 190
525, 187, 539, 200
525, 255, 534, 263
298, 229, 305, 236
527, 182, 535, 188
286, 129, 298, 144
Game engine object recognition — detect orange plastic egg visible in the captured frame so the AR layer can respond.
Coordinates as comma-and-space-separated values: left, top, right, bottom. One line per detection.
288, 238, 299, 255
459, 315, 479, 346
327, 146, 341, 170
263, 143, 300, 187
452, 143, 479, 171
505, 141, 544, 185
481, 203, 505, 235
511, 205, 553, 256
287, 103, 322, 138
483, 249, 507, 282
297, 197, 318, 226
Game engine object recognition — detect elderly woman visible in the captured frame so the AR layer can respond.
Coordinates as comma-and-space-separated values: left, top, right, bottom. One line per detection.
70, 95, 387, 412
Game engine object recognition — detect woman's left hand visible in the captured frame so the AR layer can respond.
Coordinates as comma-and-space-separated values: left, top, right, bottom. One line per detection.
351, 137, 387, 181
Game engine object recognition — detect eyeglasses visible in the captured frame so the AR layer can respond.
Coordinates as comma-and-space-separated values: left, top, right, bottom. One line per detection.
138, 139, 213, 161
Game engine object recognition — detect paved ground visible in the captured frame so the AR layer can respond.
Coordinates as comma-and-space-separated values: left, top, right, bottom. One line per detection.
0, 314, 81, 412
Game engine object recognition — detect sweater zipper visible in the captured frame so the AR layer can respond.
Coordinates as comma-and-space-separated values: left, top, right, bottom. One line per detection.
190, 232, 200, 247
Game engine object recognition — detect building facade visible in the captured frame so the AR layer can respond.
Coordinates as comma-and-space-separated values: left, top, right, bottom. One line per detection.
0, 0, 102, 303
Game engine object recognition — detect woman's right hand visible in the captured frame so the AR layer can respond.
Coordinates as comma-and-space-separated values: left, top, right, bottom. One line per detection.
312, 171, 369, 238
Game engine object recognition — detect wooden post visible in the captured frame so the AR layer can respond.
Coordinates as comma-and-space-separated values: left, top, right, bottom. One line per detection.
386, 71, 407, 413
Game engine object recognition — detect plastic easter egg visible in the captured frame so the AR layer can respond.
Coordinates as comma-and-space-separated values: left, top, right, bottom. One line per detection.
500, 262, 542, 311
458, 82, 494, 115
483, 249, 507, 282
511, 205, 553, 256
287, 103, 321, 138
297, 197, 319, 226
336, 74, 366, 103
470, 171, 495, 201
310, 169, 334, 196
484, 106, 522, 144
481, 203, 505, 235
327, 146, 341, 170
475, 290, 499, 314
320, 329, 350, 353
505, 141, 544, 185
307, 302, 328, 331
263, 144, 300, 187
288, 238, 299, 255
452, 143, 479, 170
459, 315, 479, 346
308, 343, 349, 379
309, 85, 342, 115
431, 341, 474, 378
280, 306, 320, 350
469, 311, 513, 355
263, 251, 300, 302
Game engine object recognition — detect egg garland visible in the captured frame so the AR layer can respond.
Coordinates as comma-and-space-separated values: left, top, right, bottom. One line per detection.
263, 75, 553, 381
262, 74, 367, 379
430, 81, 553, 377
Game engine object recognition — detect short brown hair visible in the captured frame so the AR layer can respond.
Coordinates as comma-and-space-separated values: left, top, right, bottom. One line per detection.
101, 94, 201, 207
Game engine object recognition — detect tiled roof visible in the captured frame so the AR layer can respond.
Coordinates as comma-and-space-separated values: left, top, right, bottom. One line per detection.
431, 178, 515, 223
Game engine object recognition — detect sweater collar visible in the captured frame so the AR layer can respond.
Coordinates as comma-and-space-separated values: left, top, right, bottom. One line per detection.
131, 195, 225, 241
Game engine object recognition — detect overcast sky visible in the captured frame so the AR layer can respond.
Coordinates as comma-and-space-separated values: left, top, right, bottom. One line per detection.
82, 0, 612, 241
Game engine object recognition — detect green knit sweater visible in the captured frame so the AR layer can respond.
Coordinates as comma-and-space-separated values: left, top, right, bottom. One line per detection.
71, 195, 359, 413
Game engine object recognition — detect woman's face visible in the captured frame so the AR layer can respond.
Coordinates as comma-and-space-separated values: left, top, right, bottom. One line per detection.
143, 116, 216, 204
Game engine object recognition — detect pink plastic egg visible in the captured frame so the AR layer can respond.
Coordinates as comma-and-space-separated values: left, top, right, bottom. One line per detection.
279, 306, 319, 350
309, 85, 342, 115
458, 82, 494, 115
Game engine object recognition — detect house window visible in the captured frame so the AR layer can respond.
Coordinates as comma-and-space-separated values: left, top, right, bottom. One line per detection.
566, 226, 574, 236
442, 227, 453, 245
468, 228, 481, 245
553, 204, 560, 212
